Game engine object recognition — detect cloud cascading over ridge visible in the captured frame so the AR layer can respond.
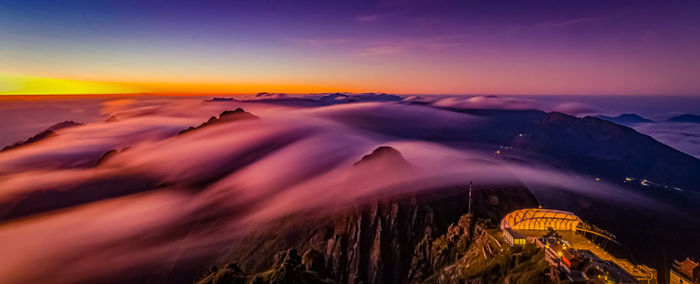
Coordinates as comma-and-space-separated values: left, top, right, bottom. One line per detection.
0, 97, 666, 283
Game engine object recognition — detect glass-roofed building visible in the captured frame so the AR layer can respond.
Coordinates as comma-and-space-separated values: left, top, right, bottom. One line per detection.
500, 208, 581, 246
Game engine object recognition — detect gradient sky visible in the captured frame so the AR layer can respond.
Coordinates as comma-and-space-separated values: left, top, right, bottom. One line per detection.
2, 0, 700, 95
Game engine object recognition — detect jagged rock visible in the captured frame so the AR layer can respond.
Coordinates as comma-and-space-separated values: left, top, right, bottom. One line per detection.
273, 249, 303, 271
353, 146, 408, 167
197, 263, 248, 284
197, 249, 337, 284
94, 147, 132, 166
220, 183, 537, 284
417, 218, 550, 284
47, 121, 82, 131
302, 249, 328, 276
179, 108, 258, 135
1, 120, 81, 152
209, 147, 538, 284
407, 232, 435, 282
95, 149, 118, 166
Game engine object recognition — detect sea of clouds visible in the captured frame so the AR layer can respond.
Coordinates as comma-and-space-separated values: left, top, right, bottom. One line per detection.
0, 94, 687, 283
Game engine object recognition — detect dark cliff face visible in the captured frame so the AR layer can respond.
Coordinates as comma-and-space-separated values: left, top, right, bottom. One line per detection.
205, 147, 539, 284
200, 195, 543, 284
197, 249, 338, 284
204, 187, 539, 284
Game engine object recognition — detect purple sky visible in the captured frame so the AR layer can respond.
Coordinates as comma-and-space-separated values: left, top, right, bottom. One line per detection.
1, 0, 700, 94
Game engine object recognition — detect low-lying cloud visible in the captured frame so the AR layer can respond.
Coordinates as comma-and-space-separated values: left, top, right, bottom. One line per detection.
0, 96, 674, 283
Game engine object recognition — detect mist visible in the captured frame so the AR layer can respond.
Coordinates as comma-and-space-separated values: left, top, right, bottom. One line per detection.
0, 96, 683, 283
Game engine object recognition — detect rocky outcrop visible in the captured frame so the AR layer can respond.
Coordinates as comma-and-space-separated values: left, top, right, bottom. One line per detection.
95, 149, 118, 165
205, 147, 539, 284
426, 221, 550, 283
200, 211, 549, 284
352, 146, 412, 172
196, 249, 337, 284
179, 108, 258, 135
1, 121, 81, 152
407, 214, 473, 282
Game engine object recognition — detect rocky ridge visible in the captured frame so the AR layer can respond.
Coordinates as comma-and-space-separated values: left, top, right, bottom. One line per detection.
196, 146, 541, 284
1, 120, 81, 152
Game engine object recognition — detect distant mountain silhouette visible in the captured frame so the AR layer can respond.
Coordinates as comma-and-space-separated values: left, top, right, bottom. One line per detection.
1, 121, 81, 152
207, 93, 402, 107
668, 113, 700, 123
207, 97, 237, 102
597, 113, 653, 126
179, 108, 258, 135
510, 112, 699, 190
376, 107, 699, 192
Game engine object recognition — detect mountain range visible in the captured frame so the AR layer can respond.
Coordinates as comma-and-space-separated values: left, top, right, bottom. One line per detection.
1, 101, 698, 283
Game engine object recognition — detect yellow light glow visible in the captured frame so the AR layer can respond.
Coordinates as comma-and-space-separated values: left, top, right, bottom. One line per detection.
1, 73, 351, 95
0, 74, 143, 95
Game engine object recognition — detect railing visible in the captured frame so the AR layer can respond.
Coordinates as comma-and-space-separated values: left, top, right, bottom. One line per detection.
576, 222, 617, 243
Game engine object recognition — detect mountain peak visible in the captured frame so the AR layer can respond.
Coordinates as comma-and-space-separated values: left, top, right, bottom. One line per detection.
47, 121, 82, 131
668, 113, 700, 123
179, 108, 258, 135
1, 120, 81, 152
353, 146, 410, 167
597, 113, 652, 126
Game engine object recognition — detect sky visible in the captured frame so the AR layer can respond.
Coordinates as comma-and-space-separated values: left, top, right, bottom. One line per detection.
2, 0, 700, 95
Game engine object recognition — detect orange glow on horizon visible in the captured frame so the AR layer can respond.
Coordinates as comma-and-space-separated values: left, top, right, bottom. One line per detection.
3, 72, 697, 96
0, 73, 366, 96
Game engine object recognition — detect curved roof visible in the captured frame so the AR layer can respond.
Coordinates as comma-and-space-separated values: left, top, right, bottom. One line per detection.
500, 208, 582, 232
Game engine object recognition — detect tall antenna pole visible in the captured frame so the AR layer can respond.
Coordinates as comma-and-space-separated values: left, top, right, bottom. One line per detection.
468, 182, 473, 215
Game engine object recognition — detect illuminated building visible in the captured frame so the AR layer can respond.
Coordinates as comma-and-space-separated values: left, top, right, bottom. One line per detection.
670, 258, 700, 284
500, 208, 657, 283
500, 208, 581, 246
